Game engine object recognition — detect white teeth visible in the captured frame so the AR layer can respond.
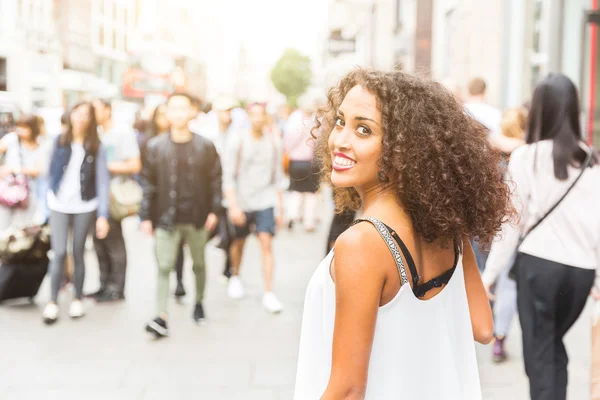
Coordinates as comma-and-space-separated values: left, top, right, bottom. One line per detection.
334, 156, 356, 168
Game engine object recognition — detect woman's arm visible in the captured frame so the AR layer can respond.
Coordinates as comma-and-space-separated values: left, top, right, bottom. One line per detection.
321, 226, 387, 400
462, 239, 494, 344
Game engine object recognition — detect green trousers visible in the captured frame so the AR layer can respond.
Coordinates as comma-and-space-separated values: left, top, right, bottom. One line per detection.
155, 225, 208, 316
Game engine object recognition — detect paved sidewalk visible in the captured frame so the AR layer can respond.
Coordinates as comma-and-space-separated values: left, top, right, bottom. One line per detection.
0, 217, 595, 399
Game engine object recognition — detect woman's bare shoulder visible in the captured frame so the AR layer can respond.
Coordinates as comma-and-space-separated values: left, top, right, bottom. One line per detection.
332, 222, 391, 282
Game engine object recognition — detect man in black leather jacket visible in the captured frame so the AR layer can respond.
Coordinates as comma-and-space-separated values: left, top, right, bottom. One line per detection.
140, 93, 222, 338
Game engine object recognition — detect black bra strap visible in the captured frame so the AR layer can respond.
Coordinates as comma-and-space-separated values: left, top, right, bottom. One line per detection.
351, 217, 409, 286
372, 220, 459, 298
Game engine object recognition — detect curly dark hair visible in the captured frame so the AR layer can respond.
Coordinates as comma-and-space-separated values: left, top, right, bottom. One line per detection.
313, 69, 515, 246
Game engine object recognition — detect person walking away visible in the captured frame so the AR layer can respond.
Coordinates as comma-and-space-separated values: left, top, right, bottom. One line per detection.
200, 95, 238, 282
42, 102, 110, 324
140, 92, 221, 338
224, 103, 286, 314
483, 74, 600, 400
284, 96, 320, 232
486, 107, 527, 363
294, 69, 505, 399
90, 99, 141, 302
0, 114, 46, 231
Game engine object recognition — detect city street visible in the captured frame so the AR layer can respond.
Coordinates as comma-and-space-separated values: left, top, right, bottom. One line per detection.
0, 213, 595, 400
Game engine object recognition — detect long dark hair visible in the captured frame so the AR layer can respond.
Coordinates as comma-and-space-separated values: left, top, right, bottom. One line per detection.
60, 102, 100, 154
149, 104, 168, 138
526, 74, 596, 180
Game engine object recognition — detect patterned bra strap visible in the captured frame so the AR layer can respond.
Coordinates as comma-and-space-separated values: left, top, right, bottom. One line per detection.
352, 217, 409, 286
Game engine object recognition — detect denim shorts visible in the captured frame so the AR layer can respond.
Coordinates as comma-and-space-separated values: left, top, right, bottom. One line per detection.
234, 207, 276, 238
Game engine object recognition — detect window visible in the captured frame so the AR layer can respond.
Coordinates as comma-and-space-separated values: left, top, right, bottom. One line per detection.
99, 25, 105, 46
529, 0, 546, 90
444, 8, 456, 78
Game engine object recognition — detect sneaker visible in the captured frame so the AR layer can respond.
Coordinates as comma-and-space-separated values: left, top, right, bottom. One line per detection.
85, 287, 105, 299
42, 303, 59, 324
262, 292, 283, 314
227, 276, 245, 299
95, 291, 125, 303
492, 336, 507, 363
145, 317, 169, 338
193, 303, 205, 324
174, 282, 186, 299
68, 300, 85, 319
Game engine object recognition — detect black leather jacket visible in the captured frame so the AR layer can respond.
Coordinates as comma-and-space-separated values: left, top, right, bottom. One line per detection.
139, 133, 222, 231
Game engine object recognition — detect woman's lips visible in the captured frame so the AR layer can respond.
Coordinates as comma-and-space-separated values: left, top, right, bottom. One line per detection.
332, 155, 356, 171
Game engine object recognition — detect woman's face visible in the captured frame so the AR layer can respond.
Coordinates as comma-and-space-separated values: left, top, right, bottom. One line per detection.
328, 85, 383, 191
155, 105, 169, 132
16, 125, 33, 141
71, 104, 92, 133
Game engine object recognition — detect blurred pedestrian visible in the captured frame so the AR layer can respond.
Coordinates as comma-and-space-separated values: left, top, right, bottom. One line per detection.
487, 107, 527, 363
284, 96, 320, 232
224, 103, 286, 314
43, 102, 110, 324
0, 114, 45, 231
140, 93, 221, 337
90, 99, 141, 302
483, 74, 600, 400
464, 77, 501, 134
200, 95, 238, 282
295, 69, 505, 399
146, 103, 187, 299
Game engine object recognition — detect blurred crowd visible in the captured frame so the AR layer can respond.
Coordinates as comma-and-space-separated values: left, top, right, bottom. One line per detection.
0, 71, 598, 400
0, 90, 331, 338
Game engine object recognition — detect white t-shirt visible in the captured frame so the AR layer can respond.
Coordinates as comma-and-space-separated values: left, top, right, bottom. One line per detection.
99, 125, 140, 168
464, 102, 501, 135
47, 144, 98, 214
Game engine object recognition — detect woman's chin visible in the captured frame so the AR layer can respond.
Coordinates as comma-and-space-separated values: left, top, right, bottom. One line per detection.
331, 170, 355, 188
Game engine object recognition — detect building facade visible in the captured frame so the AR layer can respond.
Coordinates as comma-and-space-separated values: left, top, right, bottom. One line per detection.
0, 0, 63, 111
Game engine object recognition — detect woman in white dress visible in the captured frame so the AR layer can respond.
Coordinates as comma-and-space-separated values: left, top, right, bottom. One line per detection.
294, 69, 515, 399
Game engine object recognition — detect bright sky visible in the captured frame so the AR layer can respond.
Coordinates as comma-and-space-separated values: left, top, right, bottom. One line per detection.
191, 0, 329, 99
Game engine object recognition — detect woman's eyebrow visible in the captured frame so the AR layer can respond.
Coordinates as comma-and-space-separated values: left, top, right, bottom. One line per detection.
355, 116, 380, 126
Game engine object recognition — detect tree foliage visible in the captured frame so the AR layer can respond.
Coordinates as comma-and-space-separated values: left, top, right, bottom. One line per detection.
270, 49, 312, 107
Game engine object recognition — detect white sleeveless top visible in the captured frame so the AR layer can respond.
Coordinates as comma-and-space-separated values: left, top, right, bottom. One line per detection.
294, 217, 482, 399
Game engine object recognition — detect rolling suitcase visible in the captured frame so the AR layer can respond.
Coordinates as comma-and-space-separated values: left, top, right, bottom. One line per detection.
0, 257, 49, 303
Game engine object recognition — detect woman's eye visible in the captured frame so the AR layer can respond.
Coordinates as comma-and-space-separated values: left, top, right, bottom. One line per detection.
357, 126, 371, 136
334, 117, 344, 127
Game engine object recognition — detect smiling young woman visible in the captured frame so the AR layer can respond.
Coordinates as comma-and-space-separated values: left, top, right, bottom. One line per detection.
293, 69, 515, 400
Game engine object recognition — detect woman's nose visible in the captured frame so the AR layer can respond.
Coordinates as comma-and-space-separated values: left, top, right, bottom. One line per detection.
333, 128, 351, 151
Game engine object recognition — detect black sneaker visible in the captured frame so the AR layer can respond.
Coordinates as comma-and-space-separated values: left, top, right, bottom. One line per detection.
145, 317, 169, 338
174, 282, 186, 299
193, 303, 205, 324
95, 291, 125, 303
85, 287, 105, 299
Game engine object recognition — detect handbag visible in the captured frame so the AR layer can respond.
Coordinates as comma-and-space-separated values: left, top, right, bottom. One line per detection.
0, 222, 51, 264
109, 176, 143, 221
0, 139, 29, 209
508, 147, 593, 280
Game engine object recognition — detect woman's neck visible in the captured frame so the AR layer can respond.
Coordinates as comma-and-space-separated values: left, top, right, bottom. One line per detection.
21, 138, 38, 149
359, 185, 413, 227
